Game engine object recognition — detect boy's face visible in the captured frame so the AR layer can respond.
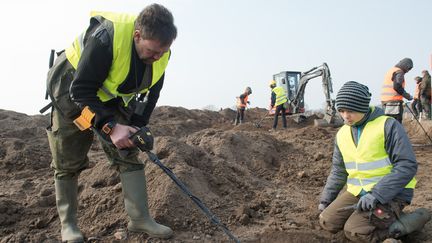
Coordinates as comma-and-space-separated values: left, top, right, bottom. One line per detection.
338, 109, 365, 126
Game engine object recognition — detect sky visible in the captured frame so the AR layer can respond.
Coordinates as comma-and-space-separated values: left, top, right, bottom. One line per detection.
1, 0, 431, 115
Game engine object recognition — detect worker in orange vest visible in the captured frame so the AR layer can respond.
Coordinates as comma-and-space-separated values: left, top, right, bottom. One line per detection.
411, 76, 423, 119
380, 58, 413, 123
234, 86, 252, 125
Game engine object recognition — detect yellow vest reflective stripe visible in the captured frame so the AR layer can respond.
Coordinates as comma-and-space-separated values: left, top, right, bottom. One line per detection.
65, 11, 170, 106
336, 115, 416, 196
272, 87, 288, 106
381, 67, 405, 102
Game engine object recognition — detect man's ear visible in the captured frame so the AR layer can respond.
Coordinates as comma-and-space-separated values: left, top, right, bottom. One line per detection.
133, 30, 141, 41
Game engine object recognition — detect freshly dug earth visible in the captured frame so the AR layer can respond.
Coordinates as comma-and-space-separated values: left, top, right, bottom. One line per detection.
0, 107, 431, 243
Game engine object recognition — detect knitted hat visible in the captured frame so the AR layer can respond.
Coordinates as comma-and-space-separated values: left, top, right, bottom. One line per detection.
335, 81, 371, 113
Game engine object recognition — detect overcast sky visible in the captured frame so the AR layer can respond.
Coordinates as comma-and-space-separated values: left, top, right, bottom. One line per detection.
1, 0, 431, 115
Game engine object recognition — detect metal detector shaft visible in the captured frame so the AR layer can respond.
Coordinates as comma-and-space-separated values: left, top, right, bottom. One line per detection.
337, 204, 357, 212
257, 113, 268, 124
404, 102, 432, 144
146, 152, 241, 243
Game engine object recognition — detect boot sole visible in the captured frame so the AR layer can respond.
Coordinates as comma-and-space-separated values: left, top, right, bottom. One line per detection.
128, 227, 173, 239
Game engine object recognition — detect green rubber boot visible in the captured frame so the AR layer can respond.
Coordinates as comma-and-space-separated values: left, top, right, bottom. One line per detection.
120, 170, 173, 239
389, 208, 431, 238
55, 178, 84, 242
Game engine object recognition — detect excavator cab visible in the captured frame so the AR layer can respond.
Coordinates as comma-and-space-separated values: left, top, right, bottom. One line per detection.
270, 71, 303, 115
268, 63, 343, 127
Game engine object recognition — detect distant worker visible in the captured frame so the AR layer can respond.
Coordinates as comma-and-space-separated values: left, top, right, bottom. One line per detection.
318, 81, 430, 242
381, 58, 414, 123
234, 86, 252, 125
420, 70, 431, 119
269, 80, 287, 130
44, 4, 177, 242
411, 76, 423, 119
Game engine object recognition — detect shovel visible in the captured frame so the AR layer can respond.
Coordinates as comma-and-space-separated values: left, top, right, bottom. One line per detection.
253, 111, 269, 128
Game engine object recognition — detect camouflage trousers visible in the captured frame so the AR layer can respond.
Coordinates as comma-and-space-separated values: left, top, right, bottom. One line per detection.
47, 108, 144, 179
45, 52, 144, 179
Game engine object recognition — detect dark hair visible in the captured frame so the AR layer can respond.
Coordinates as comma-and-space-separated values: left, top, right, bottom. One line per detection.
135, 3, 177, 46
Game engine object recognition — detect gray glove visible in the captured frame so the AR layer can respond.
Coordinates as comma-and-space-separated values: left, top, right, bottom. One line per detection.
356, 193, 377, 211
318, 202, 329, 212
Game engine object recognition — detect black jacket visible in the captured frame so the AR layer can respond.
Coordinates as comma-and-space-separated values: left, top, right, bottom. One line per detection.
69, 19, 164, 128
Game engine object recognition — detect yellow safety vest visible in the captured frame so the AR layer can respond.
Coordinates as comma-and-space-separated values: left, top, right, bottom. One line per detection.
337, 115, 416, 196
65, 11, 170, 106
381, 67, 405, 102
272, 86, 288, 106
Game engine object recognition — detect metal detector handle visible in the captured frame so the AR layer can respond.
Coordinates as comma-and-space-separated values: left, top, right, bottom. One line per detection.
40, 50, 56, 114
45, 49, 55, 100
337, 204, 357, 212
49, 49, 55, 68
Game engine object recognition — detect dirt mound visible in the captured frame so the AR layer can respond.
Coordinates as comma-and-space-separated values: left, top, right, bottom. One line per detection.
0, 107, 431, 242
403, 119, 432, 145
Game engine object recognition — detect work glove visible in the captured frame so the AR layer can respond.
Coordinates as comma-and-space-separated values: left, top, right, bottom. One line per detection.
318, 201, 330, 212
356, 193, 377, 212
403, 92, 413, 101
129, 126, 154, 152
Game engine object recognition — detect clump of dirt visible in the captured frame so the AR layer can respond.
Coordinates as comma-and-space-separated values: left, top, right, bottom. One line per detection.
0, 107, 431, 243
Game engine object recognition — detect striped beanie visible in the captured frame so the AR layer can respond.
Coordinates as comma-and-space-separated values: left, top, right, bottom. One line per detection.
335, 81, 371, 113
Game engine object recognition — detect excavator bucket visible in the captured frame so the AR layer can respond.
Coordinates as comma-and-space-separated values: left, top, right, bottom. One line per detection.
314, 113, 344, 127
271, 63, 344, 128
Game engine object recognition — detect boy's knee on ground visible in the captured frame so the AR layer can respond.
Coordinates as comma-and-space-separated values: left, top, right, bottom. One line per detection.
344, 230, 370, 243
344, 218, 375, 242
319, 213, 343, 233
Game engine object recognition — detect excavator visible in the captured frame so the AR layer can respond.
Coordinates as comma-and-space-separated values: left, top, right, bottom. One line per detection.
269, 62, 343, 127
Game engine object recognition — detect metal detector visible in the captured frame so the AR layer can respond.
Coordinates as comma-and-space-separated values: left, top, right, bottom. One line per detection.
145, 152, 241, 243
404, 102, 432, 145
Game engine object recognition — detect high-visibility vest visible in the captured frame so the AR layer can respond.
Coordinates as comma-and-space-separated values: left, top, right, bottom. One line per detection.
414, 83, 420, 100
336, 115, 416, 196
272, 86, 288, 106
381, 67, 405, 102
236, 95, 248, 108
65, 11, 170, 106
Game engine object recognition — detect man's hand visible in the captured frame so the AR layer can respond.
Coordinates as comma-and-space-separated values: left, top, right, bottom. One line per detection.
109, 124, 138, 149
403, 92, 413, 101
356, 193, 377, 211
